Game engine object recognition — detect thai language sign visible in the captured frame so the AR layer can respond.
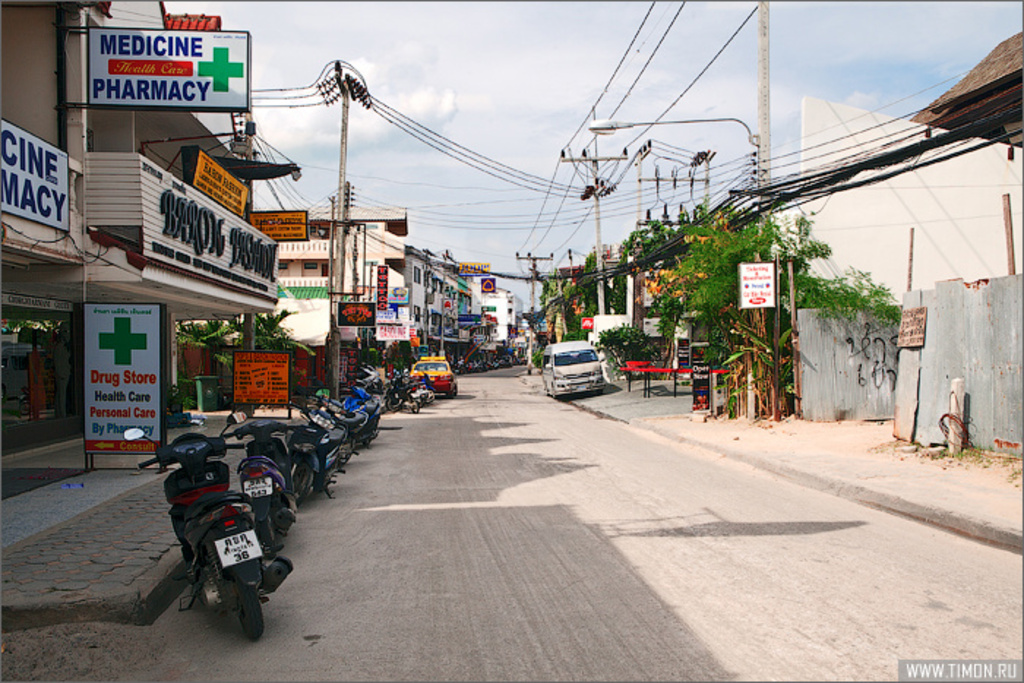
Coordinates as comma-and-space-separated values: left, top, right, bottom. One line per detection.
191, 148, 248, 217
88, 29, 251, 111
897, 307, 927, 348
250, 210, 308, 241
233, 350, 291, 406
738, 262, 776, 309
1, 120, 69, 231
84, 303, 164, 455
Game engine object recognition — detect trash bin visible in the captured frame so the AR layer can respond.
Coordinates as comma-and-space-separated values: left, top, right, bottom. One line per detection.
194, 375, 219, 413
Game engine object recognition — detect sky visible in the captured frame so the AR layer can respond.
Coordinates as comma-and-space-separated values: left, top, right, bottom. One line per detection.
161, 1, 1022, 304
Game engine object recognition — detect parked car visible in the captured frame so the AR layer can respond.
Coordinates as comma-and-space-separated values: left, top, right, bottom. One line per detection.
410, 356, 458, 397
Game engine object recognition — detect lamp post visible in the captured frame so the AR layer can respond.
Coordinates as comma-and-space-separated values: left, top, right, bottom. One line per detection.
588, 118, 758, 148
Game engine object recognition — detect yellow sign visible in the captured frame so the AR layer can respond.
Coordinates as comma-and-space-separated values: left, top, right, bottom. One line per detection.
251, 211, 309, 241
232, 350, 291, 406
193, 149, 248, 217
458, 262, 490, 276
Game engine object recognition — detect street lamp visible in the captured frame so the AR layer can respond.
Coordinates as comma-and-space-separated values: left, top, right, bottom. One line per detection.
588, 118, 758, 149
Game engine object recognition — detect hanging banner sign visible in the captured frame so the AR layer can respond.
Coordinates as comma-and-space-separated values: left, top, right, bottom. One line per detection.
84, 303, 165, 455
337, 302, 376, 327
232, 350, 291, 406
738, 262, 776, 309
376, 265, 389, 311
458, 263, 490, 276
1, 120, 70, 232
388, 286, 409, 304
376, 324, 411, 342
88, 28, 251, 112
186, 148, 248, 217
250, 210, 308, 241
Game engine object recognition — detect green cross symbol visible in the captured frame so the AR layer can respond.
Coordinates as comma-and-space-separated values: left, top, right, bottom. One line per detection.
197, 47, 244, 93
98, 317, 147, 365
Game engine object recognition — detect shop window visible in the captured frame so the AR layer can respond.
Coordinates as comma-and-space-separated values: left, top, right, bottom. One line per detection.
303, 262, 318, 270
2, 307, 76, 426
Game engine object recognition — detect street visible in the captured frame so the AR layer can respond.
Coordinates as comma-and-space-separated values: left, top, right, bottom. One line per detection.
3, 368, 1022, 681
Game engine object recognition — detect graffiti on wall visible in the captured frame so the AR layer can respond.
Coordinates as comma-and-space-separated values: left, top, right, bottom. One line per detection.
845, 322, 899, 392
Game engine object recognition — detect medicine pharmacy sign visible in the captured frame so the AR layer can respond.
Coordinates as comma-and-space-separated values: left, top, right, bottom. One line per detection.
88, 29, 251, 112
84, 303, 165, 455
1, 120, 69, 231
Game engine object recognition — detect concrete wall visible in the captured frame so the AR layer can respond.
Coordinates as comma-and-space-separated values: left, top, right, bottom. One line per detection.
798, 310, 899, 421
895, 275, 1022, 454
799, 97, 1022, 299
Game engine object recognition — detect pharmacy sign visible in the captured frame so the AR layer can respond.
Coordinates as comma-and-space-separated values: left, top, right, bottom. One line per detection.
84, 303, 165, 455
88, 29, 251, 112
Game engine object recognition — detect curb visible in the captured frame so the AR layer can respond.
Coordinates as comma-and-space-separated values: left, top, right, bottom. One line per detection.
632, 419, 1024, 555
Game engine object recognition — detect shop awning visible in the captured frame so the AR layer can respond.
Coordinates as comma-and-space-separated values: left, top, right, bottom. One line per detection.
276, 297, 330, 347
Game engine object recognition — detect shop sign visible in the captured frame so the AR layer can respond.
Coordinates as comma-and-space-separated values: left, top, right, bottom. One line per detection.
250, 210, 308, 241
337, 302, 375, 327
88, 28, 251, 112
1, 292, 74, 312
190, 148, 248, 217
581, 317, 594, 330
376, 265, 389, 311
458, 262, 490, 276
691, 343, 710, 412
738, 262, 776, 309
1, 120, 70, 231
232, 350, 291, 406
388, 286, 409, 304
376, 324, 411, 342
84, 303, 164, 455
338, 347, 359, 389
480, 277, 496, 293
156, 188, 278, 287
676, 339, 691, 368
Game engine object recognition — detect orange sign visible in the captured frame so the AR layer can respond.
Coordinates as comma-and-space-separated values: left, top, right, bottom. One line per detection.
193, 148, 248, 217
233, 350, 291, 405
251, 211, 308, 241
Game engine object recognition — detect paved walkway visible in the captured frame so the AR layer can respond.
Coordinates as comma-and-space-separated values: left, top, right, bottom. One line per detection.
1, 376, 1020, 631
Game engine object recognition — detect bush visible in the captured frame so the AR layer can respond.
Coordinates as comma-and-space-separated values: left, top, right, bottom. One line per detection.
168, 381, 196, 412
596, 325, 655, 368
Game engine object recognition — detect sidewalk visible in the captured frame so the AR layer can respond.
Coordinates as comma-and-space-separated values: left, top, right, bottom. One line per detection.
2, 378, 1021, 632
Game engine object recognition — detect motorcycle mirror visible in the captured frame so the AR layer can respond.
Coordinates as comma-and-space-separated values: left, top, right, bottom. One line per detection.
124, 428, 146, 441
226, 411, 248, 425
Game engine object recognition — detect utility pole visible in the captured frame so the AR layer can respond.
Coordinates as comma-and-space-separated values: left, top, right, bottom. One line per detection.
758, 0, 780, 422
516, 252, 552, 375
561, 149, 627, 316
328, 63, 351, 399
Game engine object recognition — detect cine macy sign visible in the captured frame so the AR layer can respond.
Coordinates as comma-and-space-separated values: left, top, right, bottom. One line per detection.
1, 120, 69, 231
88, 28, 251, 112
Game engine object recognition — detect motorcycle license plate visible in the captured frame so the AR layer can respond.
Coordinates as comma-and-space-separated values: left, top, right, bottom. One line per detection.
214, 530, 260, 568
243, 475, 273, 498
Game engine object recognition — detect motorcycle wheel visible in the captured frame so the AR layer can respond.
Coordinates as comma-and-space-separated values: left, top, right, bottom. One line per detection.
409, 400, 420, 414
292, 462, 314, 504
385, 395, 401, 412
236, 583, 264, 641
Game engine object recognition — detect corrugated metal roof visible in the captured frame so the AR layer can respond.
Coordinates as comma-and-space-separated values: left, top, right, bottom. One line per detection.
278, 285, 329, 299
164, 14, 223, 31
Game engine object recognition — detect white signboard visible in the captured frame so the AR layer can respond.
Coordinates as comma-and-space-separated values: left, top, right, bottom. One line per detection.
739, 262, 776, 309
1, 120, 70, 231
84, 303, 163, 454
88, 29, 251, 112
376, 324, 411, 342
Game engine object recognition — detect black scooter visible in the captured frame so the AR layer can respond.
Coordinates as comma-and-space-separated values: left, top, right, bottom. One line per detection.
127, 416, 292, 641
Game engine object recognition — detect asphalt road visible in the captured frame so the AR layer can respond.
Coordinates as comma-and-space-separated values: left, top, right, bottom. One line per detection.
9, 368, 1021, 681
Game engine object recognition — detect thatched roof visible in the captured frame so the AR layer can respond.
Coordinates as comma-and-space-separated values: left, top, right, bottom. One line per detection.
912, 33, 1022, 144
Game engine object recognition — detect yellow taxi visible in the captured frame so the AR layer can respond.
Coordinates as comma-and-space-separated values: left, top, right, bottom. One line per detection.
410, 356, 458, 397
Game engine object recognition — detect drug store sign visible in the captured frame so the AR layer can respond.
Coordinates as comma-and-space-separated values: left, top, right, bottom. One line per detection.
84, 303, 165, 455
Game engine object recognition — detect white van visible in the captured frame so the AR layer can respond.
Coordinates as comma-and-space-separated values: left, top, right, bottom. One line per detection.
541, 341, 606, 398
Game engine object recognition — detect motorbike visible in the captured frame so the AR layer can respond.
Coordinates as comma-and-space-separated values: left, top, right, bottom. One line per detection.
127, 417, 292, 641
384, 369, 421, 414
288, 403, 350, 504
316, 389, 382, 451
223, 416, 301, 555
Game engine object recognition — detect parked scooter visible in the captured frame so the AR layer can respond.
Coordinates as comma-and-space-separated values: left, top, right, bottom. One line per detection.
288, 403, 349, 504
384, 369, 422, 413
127, 417, 292, 641
223, 416, 301, 554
